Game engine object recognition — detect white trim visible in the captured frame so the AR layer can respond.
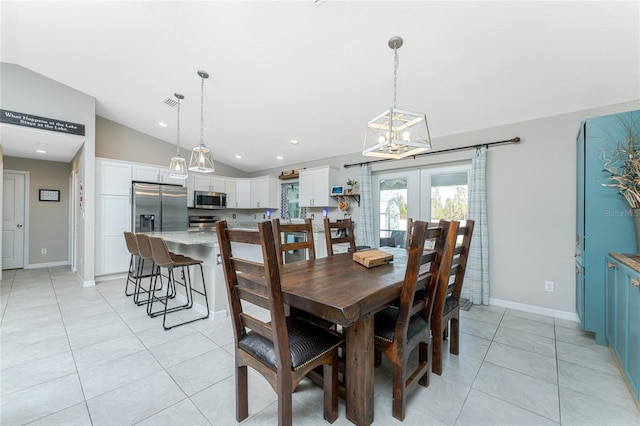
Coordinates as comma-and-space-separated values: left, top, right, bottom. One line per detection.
489, 297, 580, 322
82, 279, 96, 287
25, 260, 70, 269
95, 272, 127, 283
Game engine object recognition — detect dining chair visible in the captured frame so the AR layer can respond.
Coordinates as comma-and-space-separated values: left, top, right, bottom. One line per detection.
272, 218, 316, 265
147, 236, 210, 329
216, 220, 343, 426
431, 219, 474, 375
373, 219, 459, 421
323, 218, 356, 255
123, 231, 141, 297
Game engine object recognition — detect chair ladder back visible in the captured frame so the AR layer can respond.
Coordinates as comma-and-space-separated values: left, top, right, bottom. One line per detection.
216, 221, 250, 343
432, 220, 461, 318
257, 220, 292, 374
393, 221, 434, 342
272, 218, 316, 264
323, 218, 356, 256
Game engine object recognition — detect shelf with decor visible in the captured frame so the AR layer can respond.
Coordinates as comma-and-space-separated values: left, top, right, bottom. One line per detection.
331, 193, 360, 207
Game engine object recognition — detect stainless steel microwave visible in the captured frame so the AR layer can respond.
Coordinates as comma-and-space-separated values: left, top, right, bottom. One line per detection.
194, 191, 226, 209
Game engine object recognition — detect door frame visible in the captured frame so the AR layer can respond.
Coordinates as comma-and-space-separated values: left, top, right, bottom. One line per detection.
3, 170, 29, 270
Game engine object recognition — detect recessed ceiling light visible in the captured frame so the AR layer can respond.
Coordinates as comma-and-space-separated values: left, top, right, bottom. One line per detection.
35, 149, 47, 154
235, 155, 242, 159
289, 139, 298, 145
276, 155, 283, 160
158, 122, 167, 127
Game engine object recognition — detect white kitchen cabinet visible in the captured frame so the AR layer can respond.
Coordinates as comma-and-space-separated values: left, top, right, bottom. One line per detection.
99, 159, 132, 196
97, 195, 131, 275
299, 166, 338, 207
250, 176, 280, 209
133, 165, 185, 185
133, 164, 160, 183
235, 179, 251, 208
225, 177, 236, 210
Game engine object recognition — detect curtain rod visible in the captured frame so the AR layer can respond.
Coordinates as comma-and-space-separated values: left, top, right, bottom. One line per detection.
343, 137, 521, 168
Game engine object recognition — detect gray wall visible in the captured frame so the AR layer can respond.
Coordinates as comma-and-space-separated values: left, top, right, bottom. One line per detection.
1, 62, 96, 283
253, 100, 640, 316
96, 116, 247, 178
3, 157, 71, 265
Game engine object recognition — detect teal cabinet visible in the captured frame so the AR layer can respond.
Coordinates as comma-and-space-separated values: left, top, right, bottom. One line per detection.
576, 111, 639, 345
605, 254, 640, 404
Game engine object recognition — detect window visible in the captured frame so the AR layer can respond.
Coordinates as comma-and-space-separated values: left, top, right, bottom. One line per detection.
373, 171, 419, 248
281, 181, 304, 220
419, 165, 470, 221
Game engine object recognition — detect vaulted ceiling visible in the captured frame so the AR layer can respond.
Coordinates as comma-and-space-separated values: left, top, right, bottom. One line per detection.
1, 1, 638, 172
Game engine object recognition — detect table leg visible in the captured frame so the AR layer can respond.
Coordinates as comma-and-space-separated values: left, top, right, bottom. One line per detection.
345, 313, 375, 426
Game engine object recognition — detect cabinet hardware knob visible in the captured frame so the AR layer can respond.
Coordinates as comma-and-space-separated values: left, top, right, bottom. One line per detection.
576, 268, 580, 274
607, 262, 616, 268
632, 277, 640, 288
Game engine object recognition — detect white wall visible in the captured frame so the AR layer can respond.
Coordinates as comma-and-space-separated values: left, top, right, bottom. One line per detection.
255, 100, 640, 316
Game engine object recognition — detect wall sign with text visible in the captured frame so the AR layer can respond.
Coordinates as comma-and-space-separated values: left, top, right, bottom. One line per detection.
1, 109, 85, 136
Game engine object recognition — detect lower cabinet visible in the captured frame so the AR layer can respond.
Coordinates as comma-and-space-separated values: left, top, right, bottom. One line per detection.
605, 254, 640, 404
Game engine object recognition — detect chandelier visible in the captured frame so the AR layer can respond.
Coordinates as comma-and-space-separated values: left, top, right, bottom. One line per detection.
362, 36, 432, 159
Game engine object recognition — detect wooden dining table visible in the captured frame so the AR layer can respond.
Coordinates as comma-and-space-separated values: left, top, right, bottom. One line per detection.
279, 248, 408, 426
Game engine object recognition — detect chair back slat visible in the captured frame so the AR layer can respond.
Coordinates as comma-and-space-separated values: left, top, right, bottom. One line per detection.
239, 312, 273, 339
216, 220, 293, 373
323, 218, 356, 256
273, 218, 316, 265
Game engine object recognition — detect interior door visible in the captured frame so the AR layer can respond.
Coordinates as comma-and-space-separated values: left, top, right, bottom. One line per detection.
3, 172, 26, 269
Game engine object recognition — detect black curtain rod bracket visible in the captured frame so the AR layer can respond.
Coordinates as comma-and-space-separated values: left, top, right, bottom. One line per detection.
344, 137, 520, 168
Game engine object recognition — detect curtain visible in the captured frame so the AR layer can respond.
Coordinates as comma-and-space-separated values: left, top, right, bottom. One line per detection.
464, 146, 490, 305
358, 164, 376, 247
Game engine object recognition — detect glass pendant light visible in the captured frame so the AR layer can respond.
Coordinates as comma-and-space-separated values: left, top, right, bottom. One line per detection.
362, 36, 432, 159
189, 70, 215, 173
168, 92, 188, 179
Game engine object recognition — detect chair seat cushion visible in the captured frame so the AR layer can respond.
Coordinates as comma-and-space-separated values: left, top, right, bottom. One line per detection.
443, 295, 458, 315
238, 317, 343, 372
374, 306, 428, 343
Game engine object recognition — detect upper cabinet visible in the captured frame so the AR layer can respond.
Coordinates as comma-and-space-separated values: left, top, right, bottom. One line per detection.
133, 164, 185, 185
186, 174, 228, 207
250, 176, 280, 209
299, 166, 338, 207
99, 160, 132, 196
235, 179, 251, 209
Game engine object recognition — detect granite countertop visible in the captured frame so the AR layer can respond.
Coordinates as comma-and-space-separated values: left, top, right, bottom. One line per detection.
610, 253, 640, 273
144, 231, 218, 245
146, 221, 327, 246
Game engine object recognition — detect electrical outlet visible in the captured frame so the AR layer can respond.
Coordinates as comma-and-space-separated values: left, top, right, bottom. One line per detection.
544, 281, 554, 292
41, 248, 47, 255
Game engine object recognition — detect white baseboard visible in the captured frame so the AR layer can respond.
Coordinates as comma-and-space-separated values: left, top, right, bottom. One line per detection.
95, 273, 127, 283
82, 280, 96, 287
25, 261, 70, 269
489, 297, 580, 323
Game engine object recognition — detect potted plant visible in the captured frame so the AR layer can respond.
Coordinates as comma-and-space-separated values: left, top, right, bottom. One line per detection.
601, 117, 640, 250
346, 179, 358, 194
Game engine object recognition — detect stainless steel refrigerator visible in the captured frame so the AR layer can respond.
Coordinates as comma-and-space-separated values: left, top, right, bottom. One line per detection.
132, 182, 188, 232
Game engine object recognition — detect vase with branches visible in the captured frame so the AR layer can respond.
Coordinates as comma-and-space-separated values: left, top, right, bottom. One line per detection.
600, 113, 640, 250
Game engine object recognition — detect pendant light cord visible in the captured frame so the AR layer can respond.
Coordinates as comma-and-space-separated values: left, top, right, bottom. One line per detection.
393, 45, 398, 109
200, 75, 204, 147
176, 97, 181, 155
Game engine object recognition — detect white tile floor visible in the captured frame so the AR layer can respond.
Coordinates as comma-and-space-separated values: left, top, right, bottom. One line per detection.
1, 266, 639, 425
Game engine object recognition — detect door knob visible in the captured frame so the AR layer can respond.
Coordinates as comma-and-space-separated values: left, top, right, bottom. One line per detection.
17, 224, 23, 228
